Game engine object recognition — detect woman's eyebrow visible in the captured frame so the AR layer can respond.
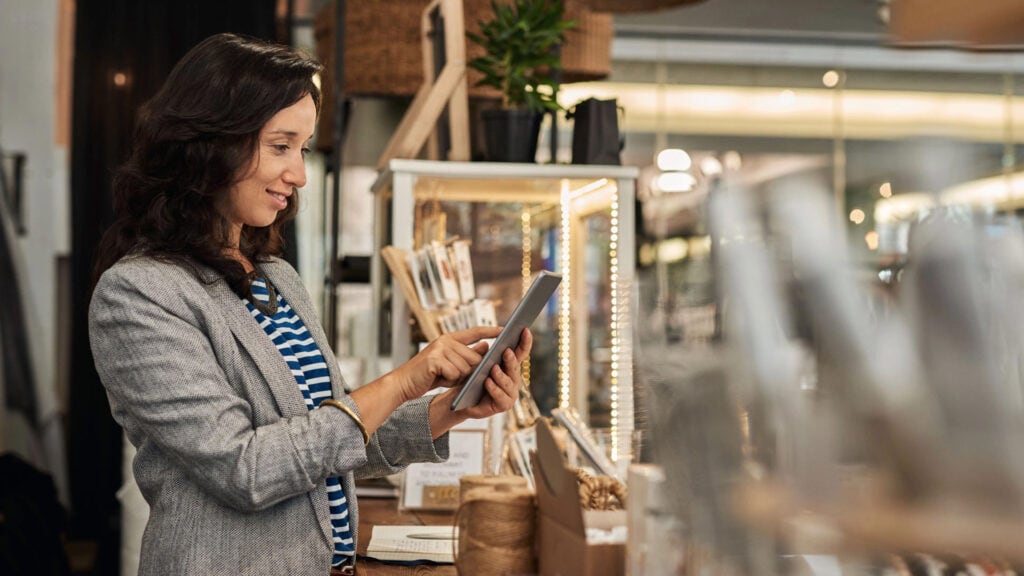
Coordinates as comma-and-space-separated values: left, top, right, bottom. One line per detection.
265, 129, 300, 138
265, 129, 314, 144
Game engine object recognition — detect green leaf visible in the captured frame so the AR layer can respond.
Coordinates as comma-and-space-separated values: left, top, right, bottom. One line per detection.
465, 0, 573, 112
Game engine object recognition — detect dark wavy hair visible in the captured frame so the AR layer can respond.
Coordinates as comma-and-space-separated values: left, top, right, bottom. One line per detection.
94, 33, 322, 298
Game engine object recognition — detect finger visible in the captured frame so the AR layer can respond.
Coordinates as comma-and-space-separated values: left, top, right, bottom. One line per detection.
502, 348, 520, 376
442, 348, 473, 375
492, 358, 520, 398
432, 333, 486, 366
485, 378, 513, 411
491, 361, 512, 389
450, 338, 486, 365
515, 328, 533, 359
451, 325, 503, 345
435, 357, 465, 383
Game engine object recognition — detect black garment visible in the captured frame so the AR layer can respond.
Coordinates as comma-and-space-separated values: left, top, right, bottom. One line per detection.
0, 453, 70, 576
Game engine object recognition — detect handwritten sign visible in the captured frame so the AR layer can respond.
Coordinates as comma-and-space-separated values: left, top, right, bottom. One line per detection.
401, 430, 486, 510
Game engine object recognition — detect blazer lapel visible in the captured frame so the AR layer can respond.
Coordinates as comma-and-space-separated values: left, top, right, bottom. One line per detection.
263, 260, 351, 398
261, 260, 348, 545
200, 275, 308, 418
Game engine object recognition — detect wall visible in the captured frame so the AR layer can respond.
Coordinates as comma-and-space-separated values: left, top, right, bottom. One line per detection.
615, 0, 884, 40
0, 0, 69, 501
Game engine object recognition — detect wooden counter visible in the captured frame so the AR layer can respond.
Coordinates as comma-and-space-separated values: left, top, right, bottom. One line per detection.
355, 497, 457, 576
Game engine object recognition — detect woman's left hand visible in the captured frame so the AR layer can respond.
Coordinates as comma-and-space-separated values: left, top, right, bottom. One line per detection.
455, 328, 533, 420
428, 328, 533, 438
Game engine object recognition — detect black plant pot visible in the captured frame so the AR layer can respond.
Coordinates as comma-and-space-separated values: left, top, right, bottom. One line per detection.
481, 108, 543, 163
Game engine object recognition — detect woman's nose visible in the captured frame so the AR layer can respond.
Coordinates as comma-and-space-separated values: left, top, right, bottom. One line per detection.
283, 155, 307, 188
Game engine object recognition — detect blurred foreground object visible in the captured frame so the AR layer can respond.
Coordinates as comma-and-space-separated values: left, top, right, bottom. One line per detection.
640, 171, 1024, 572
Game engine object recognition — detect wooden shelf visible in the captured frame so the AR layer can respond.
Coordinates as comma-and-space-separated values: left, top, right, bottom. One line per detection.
733, 478, 1024, 562
381, 245, 443, 341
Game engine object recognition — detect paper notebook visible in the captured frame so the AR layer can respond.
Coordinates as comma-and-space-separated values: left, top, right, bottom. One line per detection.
365, 525, 457, 564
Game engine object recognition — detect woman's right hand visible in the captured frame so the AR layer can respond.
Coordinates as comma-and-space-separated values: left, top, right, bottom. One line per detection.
392, 326, 502, 402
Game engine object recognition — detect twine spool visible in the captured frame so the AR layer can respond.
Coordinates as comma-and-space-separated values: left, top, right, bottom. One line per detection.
575, 468, 628, 511
456, 486, 536, 575
459, 474, 528, 504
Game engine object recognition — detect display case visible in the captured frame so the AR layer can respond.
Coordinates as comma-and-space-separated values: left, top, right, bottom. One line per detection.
370, 159, 638, 457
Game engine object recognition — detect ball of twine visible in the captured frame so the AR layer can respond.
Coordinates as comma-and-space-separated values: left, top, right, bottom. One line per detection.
574, 468, 628, 511
459, 474, 528, 504
455, 486, 536, 575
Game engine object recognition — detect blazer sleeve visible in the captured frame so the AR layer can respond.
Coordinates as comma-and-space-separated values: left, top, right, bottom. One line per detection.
354, 395, 450, 480
89, 263, 369, 512
263, 258, 452, 479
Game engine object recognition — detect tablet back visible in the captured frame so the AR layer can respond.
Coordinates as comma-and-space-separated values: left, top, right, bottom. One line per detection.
450, 271, 562, 411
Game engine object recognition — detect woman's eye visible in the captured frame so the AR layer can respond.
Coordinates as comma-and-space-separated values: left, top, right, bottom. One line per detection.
301, 147, 311, 157
272, 144, 289, 153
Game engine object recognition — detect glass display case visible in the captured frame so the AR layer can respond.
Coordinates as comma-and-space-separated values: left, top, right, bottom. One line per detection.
369, 159, 638, 455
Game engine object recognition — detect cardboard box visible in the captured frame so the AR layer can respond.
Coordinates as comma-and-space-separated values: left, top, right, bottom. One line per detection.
532, 419, 626, 576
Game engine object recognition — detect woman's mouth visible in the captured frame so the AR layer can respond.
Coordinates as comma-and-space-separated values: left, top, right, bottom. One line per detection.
269, 191, 288, 209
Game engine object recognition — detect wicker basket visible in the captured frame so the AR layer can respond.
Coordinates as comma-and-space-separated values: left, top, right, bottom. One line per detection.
314, 0, 433, 150
314, 0, 611, 98
464, 0, 612, 84
314, 0, 612, 150
562, 0, 613, 83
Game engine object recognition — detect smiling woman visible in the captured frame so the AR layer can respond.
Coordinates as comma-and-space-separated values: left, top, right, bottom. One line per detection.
91, 32, 320, 298
225, 94, 316, 256
87, 33, 531, 576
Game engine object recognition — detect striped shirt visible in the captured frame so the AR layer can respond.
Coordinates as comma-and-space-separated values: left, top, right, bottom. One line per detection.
244, 277, 355, 567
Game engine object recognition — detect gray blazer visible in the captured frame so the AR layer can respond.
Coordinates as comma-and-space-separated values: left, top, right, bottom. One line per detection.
90, 255, 449, 575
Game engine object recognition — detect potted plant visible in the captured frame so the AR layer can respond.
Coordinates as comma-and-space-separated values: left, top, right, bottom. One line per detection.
468, 0, 575, 162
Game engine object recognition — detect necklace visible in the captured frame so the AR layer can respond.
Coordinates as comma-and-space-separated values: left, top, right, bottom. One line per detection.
250, 269, 279, 316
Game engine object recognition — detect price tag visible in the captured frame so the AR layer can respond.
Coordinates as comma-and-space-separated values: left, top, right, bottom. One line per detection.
422, 485, 460, 508
400, 430, 486, 511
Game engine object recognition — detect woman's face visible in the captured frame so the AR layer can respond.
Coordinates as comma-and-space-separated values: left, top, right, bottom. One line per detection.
224, 93, 316, 246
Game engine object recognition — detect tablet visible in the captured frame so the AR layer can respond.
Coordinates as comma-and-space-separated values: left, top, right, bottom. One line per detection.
450, 271, 562, 411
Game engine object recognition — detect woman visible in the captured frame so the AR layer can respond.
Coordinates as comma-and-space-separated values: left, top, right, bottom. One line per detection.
89, 33, 531, 576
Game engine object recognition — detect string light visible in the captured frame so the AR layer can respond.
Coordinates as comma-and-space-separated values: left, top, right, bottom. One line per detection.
558, 180, 572, 409
608, 184, 621, 462
521, 209, 532, 387
554, 178, 627, 460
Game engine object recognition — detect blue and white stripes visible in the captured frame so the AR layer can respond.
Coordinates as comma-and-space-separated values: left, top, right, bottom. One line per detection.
245, 278, 355, 566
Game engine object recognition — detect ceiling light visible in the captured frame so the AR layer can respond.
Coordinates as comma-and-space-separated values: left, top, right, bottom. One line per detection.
557, 82, 1024, 142
879, 182, 893, 198
657, 238, 689, 262
723, 151, 742, 171
656, 172, 696, 193
656, 148, 691, 172
822, 70, 840, 88
699, 156, 723, 176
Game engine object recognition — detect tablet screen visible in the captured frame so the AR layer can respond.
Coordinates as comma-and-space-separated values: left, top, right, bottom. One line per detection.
450, 271, 562, 411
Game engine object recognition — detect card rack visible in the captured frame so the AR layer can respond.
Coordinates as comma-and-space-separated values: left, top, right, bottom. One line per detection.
381, 245, 443, 341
